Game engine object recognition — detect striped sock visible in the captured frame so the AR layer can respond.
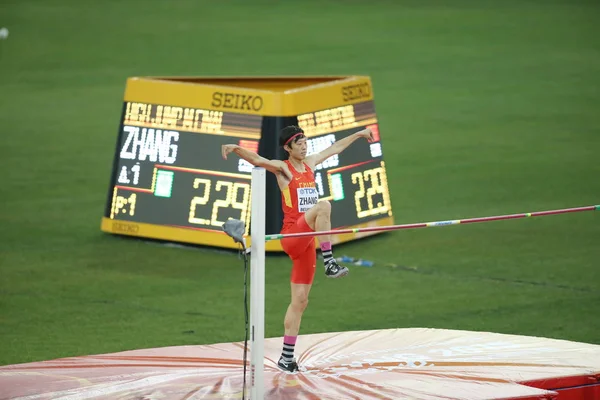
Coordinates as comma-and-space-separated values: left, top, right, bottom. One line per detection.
321, 242, 333, 265
281, 335, 297, 362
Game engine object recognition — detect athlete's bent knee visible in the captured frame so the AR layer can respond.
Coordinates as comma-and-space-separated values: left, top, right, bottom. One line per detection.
317, 200, 331, 214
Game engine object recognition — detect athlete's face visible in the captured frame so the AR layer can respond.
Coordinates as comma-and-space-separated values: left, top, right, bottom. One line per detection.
286, 137, 307, 160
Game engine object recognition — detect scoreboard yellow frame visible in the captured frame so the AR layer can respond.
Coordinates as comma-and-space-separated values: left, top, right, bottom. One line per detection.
100, 76, 394, 251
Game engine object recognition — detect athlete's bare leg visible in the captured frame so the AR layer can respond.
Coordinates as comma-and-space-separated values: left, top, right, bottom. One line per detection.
284, 283, 312, 336
278, 282, 312, 371
304, 200, 331, 245
303, 200, 348, 278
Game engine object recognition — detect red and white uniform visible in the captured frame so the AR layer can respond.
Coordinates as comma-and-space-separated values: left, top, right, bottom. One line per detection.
280, 160, 318, 284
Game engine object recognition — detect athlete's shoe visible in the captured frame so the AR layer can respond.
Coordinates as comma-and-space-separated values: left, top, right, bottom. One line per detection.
325, 259, 349, 278
277, 356, 299, 373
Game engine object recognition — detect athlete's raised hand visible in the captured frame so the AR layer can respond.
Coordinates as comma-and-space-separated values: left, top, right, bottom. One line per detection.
355, 127, 374, 143
221, 144, 238, 160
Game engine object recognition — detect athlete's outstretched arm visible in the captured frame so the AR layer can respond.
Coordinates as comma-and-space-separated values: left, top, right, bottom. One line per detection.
221, 144, 292, 180
305, 127, 373, 169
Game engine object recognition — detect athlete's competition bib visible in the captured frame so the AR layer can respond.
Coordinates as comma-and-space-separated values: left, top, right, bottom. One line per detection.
297, 187, 319, 213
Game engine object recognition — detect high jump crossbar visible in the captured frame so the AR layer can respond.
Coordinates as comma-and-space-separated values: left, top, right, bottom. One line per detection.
247, 167, 598, 399
265, 205, 599, 241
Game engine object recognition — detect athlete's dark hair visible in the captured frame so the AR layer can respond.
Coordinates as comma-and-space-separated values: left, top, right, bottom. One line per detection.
279, 125, 305, 147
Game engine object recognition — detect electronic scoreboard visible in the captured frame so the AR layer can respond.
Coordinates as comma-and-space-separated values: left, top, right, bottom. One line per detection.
100, 76, 394, 251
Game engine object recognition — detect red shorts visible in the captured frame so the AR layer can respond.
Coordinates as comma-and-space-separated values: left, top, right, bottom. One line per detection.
280, 215, 316, 285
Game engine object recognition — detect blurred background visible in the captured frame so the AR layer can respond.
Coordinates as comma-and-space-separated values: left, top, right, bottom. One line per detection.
0, 0, 598, 366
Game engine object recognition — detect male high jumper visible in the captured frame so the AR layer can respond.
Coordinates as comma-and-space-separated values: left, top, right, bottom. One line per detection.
221, 125, 374, 372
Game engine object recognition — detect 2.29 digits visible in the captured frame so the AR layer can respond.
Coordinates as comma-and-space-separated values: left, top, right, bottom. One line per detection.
351, 164, 392, 218
188, 178, 251, 229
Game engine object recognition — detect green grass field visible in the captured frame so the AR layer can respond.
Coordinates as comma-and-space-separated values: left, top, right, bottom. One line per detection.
1, 0, 599, 367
